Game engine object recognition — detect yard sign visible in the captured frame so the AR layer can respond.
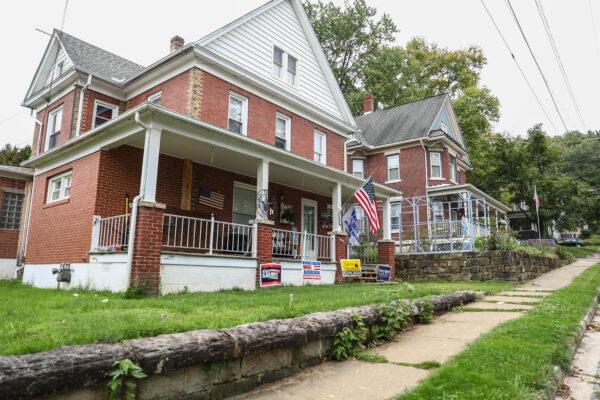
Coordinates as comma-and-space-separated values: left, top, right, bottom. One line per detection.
340, 259, 362, 277
260, 263, 282, 286
302, 260, 321, 281
376, 264, 391, 282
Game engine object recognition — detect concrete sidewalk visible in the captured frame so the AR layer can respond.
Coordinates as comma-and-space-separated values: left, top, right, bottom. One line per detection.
233, 254, 600, 400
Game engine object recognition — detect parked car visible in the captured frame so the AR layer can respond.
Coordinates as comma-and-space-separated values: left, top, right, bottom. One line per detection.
560, 234, 584, 247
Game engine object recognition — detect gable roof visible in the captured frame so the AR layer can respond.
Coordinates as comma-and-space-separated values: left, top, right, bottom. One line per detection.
55, 30, 144, 83
354, 93, 449, 147
194, 0, 356, 130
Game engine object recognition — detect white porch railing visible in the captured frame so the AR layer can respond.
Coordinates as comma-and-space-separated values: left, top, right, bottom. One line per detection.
163, 214, 253, 255
272, 228, 334, 261
91, 214, 130, 251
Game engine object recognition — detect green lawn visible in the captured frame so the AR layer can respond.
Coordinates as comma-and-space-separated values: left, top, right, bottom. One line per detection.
397, 263, 600, 400
0, 279, 512, 356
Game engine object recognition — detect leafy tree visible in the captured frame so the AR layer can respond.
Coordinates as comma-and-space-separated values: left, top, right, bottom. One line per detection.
0, 144, 31, 166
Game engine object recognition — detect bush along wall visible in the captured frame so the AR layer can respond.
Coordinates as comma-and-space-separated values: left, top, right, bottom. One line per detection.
0, 292, 475, 400
396, 251, 561, 282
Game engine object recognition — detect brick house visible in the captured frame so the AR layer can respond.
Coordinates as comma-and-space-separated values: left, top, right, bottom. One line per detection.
20, 0, 399, 294
348, 94, 510, 253
0, 165, 33, 279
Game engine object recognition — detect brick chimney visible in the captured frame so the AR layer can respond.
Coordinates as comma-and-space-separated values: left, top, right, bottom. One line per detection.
170, 36, 185, 52
363, 94, 375, 114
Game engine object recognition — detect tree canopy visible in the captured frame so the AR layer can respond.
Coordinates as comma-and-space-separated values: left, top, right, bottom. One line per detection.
0, 144, 31, 166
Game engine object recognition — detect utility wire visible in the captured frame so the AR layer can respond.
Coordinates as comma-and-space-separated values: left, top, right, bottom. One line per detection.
505, 0, 569, 132
479, 0, 558, 133
534, 0, 585, 129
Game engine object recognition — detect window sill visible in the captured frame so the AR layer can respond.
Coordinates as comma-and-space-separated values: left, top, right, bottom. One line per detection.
385, 179, 401, 184
430, 177, 445, 181
43, 198, 70, 209
450, 180, 458, 184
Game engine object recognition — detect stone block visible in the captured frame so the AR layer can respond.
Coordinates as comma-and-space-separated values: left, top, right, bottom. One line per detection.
241, 348, 291, 377
207, 360, 241, 385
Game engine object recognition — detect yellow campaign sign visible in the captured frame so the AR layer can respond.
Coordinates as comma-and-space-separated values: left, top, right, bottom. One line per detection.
341, 259, 362, 277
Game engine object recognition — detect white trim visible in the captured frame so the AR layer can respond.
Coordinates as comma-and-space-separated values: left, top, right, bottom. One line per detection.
429, 151, 443, 179
227, 92, 248, 136
313, 130, 327, 164
46, 170, 72, 203
272, 44, 300, 89
386, 153, 400, 182
275, 112, 292, 151
351, 158, 364, 179
92, 100, 119, 129
147, 91, 162, 104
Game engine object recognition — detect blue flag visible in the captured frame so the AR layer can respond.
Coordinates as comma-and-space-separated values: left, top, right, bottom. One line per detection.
343, 206, 360, 247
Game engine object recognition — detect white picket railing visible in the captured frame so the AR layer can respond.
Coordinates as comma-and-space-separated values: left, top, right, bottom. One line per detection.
91, 214, 130, 251
272, 228, 333, 261
163, 214, 253, 255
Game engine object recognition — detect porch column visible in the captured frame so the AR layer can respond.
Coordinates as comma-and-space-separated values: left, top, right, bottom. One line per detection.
378, 196, 395, 279
140, 127, 162, 203
130, 126, 164, 295
254, 159, 273, 288
331, 182, 342, 233
382, 197, 392, 240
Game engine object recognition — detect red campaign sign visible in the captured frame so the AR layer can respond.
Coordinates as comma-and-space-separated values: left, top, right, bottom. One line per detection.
260, 263, 282, 286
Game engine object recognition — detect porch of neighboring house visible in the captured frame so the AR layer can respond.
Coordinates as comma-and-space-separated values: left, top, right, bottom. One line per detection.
395, 184, 510, 254
81, 108, 398, 294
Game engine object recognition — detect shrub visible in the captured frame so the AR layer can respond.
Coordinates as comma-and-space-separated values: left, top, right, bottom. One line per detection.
122, 286, 145, 300
555, 246, 575, 263
475, 230, 518, 251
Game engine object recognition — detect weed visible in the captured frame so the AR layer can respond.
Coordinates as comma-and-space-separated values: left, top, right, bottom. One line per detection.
107, 359, 147, 400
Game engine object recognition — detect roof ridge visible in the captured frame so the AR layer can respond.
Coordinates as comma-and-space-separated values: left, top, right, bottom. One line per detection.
356, 92, 448, 118
55, 29, 145, 69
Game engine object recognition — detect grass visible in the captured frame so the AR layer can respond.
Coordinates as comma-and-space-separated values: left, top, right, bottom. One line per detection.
397, 263, 600, 400
561, 235, 600, 259
0, 279, 514, 356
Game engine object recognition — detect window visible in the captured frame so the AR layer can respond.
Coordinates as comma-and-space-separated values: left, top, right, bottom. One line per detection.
47, 171, 72, 203
386, 154, 400, 182
287, 55, 297, 85
431, 202, 444, 222
275, 114, 291, 151
232, 183, 256, 224
430, 151, 442, 178
0, 192, 24, 230
273, 47, 284, 78
352, 159, 364, 178
93, 100, 118, 128
313, 131, 326, 164
440, 122, 448, 133
54, 60, 64, 80
45, 106, 63, 151
450, 155, 457, 182
272, 46, 299, 86
148, 91, 162, 105
391, 202, 400, 231
228, 93, 248, 135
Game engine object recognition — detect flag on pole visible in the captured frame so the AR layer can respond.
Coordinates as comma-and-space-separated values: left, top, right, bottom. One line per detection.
353, 177, 380, 234
533, 186, 540, 210
342, 206, 361, 247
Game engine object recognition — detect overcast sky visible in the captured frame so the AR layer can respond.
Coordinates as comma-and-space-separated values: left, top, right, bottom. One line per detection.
1, 0, 599, 148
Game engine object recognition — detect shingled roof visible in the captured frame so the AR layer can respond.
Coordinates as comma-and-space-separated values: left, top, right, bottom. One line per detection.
56, 30, 144, 83
353, 93, 448, 147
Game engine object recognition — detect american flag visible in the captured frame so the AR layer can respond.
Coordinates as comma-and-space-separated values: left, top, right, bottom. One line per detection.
353, 177, 380, 234
199, 188, 225, 210
533, 186, 540, 210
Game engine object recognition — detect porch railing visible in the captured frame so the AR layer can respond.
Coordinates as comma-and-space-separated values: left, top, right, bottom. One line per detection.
91, 214, 130, 251
163, 214, 253, 255
272, 228, 334, 261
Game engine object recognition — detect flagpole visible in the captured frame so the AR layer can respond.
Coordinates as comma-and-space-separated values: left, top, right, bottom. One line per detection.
534, 185, 541, 241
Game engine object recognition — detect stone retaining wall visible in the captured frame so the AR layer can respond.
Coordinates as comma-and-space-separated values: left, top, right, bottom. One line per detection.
396, 251, 562, 282
0, 292, 475, 400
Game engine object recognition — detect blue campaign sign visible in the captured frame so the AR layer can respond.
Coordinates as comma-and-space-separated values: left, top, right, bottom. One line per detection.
302, 260, 321, 281
376, 265, 391, 282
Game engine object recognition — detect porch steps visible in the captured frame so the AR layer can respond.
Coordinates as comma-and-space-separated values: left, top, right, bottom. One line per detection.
359, 264, 378, 283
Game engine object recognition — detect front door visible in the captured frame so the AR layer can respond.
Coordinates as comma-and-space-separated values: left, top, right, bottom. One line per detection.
301, 198, 318, 259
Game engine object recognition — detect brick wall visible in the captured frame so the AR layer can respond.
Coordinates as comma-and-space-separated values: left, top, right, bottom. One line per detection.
378, 241, 396, 279
199, 71, 346, 171
33, 89, 78, 156
130, 205, 164, 295
126, 70, 191, 115
26, 152, 102, 264
79, 90, 125, 134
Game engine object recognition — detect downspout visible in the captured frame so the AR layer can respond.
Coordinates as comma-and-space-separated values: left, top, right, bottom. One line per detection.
74, 75, 92, 137
125, 112, 150, 289
420, 138, 429, 190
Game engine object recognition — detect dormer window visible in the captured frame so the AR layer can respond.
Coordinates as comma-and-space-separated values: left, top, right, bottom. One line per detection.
272, 46, 298, 86
93, 100, 119, 128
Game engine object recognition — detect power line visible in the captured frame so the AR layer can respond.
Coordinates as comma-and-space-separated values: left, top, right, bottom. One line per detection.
534, 0, 585, 129
479, 0, 558, 133
505, 0, 569, 132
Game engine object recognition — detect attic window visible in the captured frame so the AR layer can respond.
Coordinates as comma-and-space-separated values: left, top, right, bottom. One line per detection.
272, 46, 298, 86
93, 100, 119, 128
54, 61, 64, 80
440, 122, 448, 134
